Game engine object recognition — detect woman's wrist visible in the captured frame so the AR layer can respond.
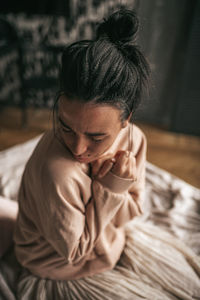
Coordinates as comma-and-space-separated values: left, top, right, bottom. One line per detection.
94, 171, 136, 194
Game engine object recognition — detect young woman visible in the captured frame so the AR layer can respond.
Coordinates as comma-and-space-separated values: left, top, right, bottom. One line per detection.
14, 9, 200, 299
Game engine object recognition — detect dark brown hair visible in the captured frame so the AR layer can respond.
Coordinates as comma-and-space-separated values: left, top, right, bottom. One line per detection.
55, 9, 149, 123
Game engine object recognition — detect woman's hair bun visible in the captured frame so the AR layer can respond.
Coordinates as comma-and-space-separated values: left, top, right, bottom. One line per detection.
96, 9, 139, 44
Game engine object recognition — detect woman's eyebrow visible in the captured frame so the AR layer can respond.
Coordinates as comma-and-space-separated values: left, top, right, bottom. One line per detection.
58, 117, 108, 136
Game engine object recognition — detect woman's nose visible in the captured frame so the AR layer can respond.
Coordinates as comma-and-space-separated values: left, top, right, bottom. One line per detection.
72, 136, 88, 156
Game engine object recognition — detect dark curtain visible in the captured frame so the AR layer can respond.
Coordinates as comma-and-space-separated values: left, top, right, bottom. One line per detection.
135, 0, 200, 135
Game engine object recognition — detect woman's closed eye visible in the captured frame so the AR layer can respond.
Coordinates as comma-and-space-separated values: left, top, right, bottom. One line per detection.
92, 137, 105, 143
58, 117, 108, 144
61, 127, 72, 133
61, 126, 104, 141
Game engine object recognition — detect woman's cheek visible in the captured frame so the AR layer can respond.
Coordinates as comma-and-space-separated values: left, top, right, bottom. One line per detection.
91, 140, 113, 156
59, 130, 73, 147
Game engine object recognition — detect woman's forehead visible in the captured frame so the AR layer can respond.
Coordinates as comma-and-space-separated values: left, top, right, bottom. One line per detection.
58, 96, 121, 133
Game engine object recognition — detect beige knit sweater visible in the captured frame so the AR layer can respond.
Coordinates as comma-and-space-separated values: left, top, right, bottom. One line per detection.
14, 123, 146, 280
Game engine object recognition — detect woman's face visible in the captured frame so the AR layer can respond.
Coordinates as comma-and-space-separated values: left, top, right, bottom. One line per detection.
57, 95, 128, 163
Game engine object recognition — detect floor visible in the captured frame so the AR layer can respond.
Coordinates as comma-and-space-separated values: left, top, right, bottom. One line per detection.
0, 107, 200, 188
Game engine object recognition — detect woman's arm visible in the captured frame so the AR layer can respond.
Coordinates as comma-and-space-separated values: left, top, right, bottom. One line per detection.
36, 131, 146, 265
37, 170, 137, 264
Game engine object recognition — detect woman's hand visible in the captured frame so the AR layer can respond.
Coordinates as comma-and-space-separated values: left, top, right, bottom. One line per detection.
91, 150, 137, 181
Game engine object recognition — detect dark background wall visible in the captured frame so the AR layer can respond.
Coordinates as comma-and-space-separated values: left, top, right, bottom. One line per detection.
136, 0, 200, 136
0, 0, 200, 136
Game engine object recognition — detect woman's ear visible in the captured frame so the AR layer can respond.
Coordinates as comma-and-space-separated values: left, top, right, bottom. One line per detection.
121, 120, 129, 128
122, 113, 132, 128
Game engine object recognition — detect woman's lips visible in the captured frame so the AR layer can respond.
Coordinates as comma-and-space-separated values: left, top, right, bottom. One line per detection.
74, 155, 90, 162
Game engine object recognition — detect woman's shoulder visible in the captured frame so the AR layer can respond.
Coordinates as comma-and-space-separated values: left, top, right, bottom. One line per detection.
25, 130, 89, 183
27, 130, 71, 163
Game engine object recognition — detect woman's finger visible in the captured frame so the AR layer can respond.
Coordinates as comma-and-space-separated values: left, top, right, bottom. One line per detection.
97, 158, 116, 178
91, 160, 102, 176
112, 151, 137, 179
112, 151, 129, 176
91, 153, 114, 176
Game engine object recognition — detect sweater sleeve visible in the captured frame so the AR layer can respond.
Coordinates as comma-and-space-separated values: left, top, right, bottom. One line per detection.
37, 161, 141, 265
98, 129, 147, 227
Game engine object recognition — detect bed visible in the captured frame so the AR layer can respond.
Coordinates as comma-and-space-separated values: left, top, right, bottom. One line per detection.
0, 135, 200, 299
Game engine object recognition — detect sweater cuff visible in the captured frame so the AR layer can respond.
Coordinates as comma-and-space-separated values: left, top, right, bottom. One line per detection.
96, 171, 134, 193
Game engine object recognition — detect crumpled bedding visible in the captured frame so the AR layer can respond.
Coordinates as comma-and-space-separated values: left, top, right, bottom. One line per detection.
0, 135, 200, 299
